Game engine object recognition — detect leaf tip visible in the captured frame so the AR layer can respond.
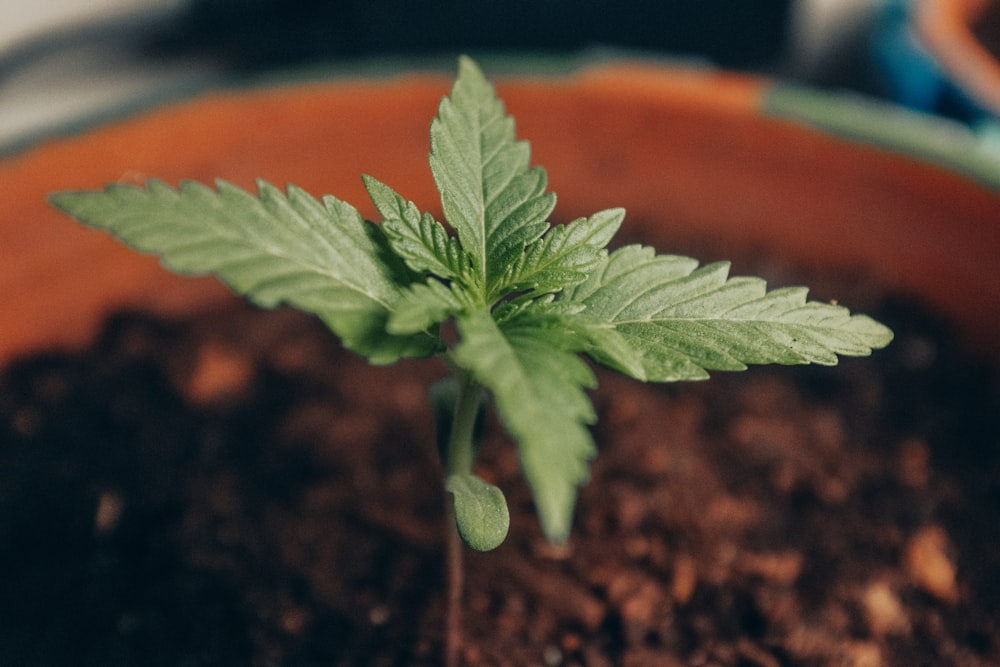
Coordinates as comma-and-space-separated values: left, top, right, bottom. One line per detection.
858, 315, 895, 350
457, 54, 484, 77
46, 189, 78, 211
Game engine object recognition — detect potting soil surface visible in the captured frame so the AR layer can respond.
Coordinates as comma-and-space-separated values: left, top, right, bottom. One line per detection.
2, 256, 998, 666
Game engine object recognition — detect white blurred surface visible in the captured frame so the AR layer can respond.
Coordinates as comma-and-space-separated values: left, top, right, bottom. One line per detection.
785, 0, 885, 78
0, 0, 896, 149
0, 0, 215, 148
0, 0, 180, 50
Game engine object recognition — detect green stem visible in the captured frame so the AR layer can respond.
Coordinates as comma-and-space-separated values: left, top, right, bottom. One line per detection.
444, 371, 483, 477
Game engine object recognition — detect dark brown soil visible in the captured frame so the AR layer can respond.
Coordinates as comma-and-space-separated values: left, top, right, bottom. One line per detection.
1, 263, 998, 666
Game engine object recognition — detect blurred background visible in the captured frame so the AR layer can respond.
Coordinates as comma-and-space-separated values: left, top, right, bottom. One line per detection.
1, 0, 998, 149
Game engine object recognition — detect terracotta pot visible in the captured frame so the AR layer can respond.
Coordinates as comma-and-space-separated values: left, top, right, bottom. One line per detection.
2, 60, 999, 365
914, 0, 1000, 117
3, 60, 1000, 665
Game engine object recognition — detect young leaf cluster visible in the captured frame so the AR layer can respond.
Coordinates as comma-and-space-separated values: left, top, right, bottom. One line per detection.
49, 56, 893, 549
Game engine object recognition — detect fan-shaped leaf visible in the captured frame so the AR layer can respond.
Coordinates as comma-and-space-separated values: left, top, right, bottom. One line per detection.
363, 174, 470, 282
429, 55, 555, 297
568, 245, 894, 381
50, 179, 438, 364
497, 207, 625, 298
452, 308, 597, 543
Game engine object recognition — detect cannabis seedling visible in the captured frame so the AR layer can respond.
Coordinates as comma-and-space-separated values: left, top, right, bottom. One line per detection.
51, 56, 892, 658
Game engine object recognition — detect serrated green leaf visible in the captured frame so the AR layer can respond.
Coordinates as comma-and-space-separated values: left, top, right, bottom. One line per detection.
484, 168, 553, 266
49, 179, 438, 364
568, 245, 894, 381
567, 317, 649, 381
429, 55, 556, 298
387, 278, 475, 335
498, 208, 625, 298
362, 174, 471, 282
452, 308, 597, 543
495, 297, 647, 380
565, 244, 699, 304
446, 473, 510, 552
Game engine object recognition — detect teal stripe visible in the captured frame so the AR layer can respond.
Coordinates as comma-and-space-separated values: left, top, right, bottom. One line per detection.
763, 83, 1000, 192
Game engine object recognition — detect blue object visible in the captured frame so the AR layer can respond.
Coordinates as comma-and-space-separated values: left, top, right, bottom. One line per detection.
871, 0, 996, 124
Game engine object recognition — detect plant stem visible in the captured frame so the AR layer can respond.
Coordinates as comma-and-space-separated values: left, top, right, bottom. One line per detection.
442, 371, 483, 667
445, 371, 483, 477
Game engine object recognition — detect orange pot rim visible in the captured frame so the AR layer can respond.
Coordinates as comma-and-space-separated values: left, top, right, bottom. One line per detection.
3, 54, 1000, 189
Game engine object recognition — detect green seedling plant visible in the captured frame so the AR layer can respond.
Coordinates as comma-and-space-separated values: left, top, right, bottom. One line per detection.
51, 57, 892, 662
